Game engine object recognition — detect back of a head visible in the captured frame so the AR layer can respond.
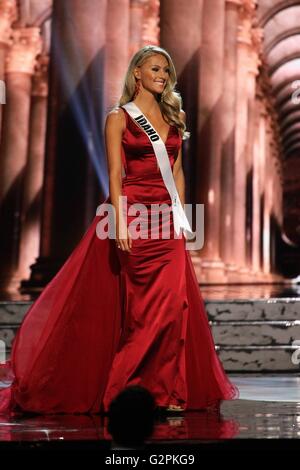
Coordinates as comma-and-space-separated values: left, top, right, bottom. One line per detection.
107, 385, 156, 448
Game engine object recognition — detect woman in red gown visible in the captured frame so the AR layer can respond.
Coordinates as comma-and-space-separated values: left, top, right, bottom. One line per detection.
0, 45, 238, 415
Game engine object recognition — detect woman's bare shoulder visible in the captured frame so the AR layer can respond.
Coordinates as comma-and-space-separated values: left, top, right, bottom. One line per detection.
105, 106, 126, 131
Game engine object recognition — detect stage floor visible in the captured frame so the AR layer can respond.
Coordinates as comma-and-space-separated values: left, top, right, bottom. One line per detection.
0, 374, 300, 443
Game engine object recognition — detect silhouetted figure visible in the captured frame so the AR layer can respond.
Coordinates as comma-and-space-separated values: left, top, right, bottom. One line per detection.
107, 385, 156, 450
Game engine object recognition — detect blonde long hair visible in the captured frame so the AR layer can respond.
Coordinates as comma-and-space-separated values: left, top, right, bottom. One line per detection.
117, 45, 190, 140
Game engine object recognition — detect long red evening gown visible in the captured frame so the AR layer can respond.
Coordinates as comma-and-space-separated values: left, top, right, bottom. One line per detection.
0, 106, 238, 415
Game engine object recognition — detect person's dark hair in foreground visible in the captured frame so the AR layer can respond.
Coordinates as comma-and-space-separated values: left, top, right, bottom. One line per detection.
107, 385, 156, 449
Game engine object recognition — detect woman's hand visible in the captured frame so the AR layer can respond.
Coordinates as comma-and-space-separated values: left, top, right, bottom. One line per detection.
116, 219, 132, 252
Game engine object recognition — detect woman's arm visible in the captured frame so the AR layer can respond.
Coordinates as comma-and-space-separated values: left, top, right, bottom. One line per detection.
104, 108, 132, 252
172, 110, 186, 207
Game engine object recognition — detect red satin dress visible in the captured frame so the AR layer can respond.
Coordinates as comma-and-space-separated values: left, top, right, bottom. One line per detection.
0, 107, 238, 415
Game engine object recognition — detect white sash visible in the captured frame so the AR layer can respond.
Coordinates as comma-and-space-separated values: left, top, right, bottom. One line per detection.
122, 101, 193, 238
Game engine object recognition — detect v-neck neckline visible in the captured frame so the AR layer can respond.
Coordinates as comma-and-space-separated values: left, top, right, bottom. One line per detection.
123, 103, 173, 146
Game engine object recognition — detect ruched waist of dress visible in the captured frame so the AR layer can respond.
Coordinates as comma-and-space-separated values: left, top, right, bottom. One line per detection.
122, 172, 165, 183
121, 174, 172, 207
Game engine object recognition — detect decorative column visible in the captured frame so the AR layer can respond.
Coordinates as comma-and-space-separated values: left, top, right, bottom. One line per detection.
129, 0, 148, 57
269, 146, 283, 280
265, 88, 283, 280
245, 26, 262, 276
15, 56, 49, 286
259, 110, 267, 274
104, 0, 130, 112
24, 0, 108, 291
251, 91, 263, 276
141, 0, 160, 45
128, 0, 148, 59
263, 115, 283, 280
263, 127, 271, 277
0, 27, 42, 290
231, 0, 256, 281
0, 0, 17, 135
250, 55, 284, 281
160, 0, 203, 279
196, 0, 226, 283
160, 0, 203, 193
220, 0, 241, 279
128, 0, 159, 59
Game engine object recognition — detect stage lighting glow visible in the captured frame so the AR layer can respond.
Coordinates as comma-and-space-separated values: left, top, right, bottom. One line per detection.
52, 23, 109, 197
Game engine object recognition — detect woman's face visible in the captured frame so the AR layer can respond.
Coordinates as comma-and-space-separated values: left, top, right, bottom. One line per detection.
134, 53, 170, 96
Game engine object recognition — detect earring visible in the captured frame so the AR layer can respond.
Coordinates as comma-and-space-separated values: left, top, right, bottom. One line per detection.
133, 79, 141, 100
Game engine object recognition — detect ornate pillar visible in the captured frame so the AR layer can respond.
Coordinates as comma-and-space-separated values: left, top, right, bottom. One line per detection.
104, 0, 130, 111
129, 0, 159, 58
220, 0, 241, 279
160, 0, 203, 279
15, 56, 49, 287
263, 126, 271, 276
259, 111, 267, 274
0, 0, 17, 135
251, 92, 263, 276
231, 0, 256, 281
160, 0, 203, 196
263, 115, 282, 280
141, 0, 160, 45
128, 0, 148, 58
245, 26, 262, 276
129, 0, 147, 57
196, 0, 226, 282
0, 27, 42, 290
270, 146, 283, 279
24, 0, 108, 291
254, 61, 284, 280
